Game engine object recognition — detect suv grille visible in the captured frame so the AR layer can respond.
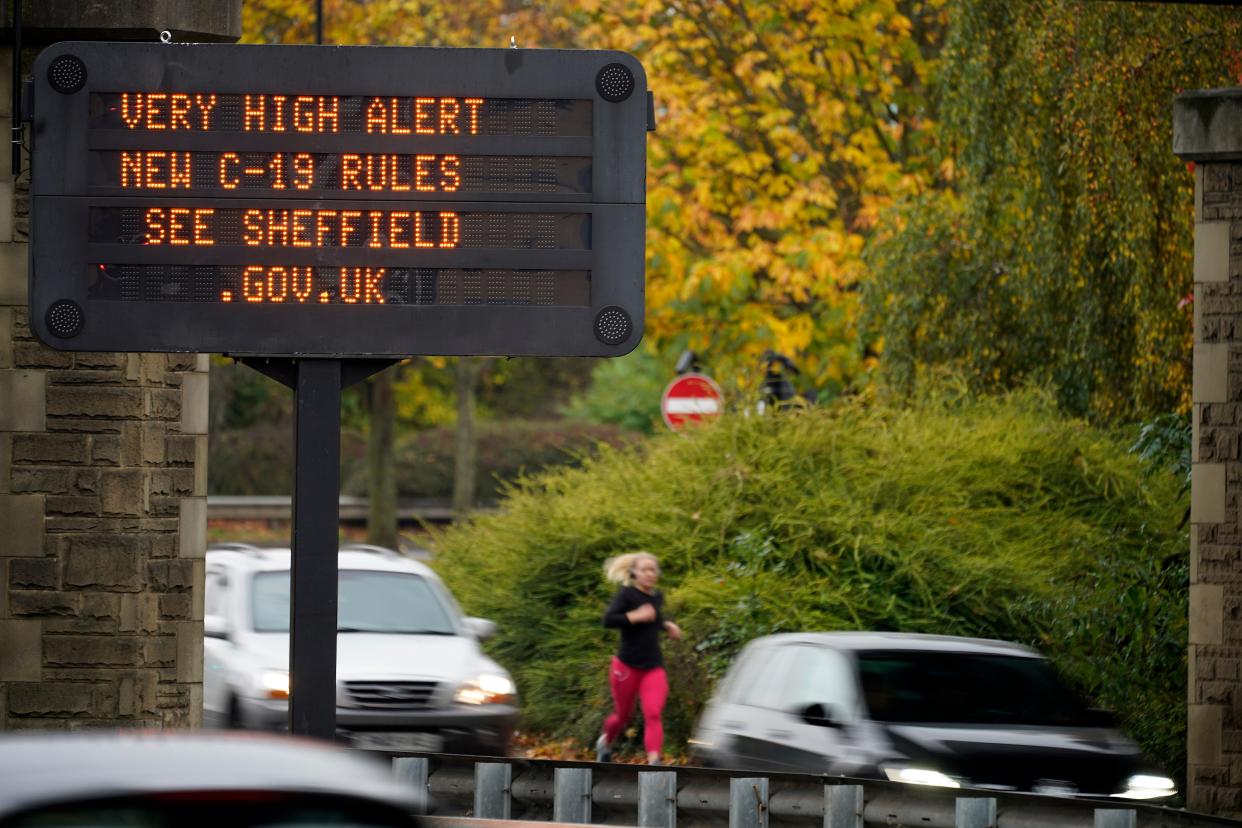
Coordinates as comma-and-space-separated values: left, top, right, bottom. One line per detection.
345, 681, 439, 710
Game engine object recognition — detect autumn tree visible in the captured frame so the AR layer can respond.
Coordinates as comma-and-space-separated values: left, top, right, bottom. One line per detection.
863, 1, 1242, 421
570, 0, 945, 397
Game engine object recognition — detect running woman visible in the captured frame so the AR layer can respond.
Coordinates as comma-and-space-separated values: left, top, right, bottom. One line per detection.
595, 552, 682, 765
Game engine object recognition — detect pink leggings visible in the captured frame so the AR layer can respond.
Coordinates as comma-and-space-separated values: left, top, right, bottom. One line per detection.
603, 656, 668, 755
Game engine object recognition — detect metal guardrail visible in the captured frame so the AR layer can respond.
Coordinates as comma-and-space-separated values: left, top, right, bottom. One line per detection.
389, 754, 1240, 828
207, 495, 475, 524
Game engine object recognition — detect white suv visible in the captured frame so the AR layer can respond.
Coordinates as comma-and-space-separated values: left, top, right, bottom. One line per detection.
203, 543, 518, 754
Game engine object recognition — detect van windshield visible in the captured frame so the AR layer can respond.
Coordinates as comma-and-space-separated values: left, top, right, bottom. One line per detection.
251, 570, 457, 634
857, 651, 1092, 726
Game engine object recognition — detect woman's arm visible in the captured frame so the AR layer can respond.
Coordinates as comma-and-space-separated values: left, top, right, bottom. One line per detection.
603, 590, 631, 628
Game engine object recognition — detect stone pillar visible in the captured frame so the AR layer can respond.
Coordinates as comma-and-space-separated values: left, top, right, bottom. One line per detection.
1176, 90, 1242, 815
0, 3, 239, 730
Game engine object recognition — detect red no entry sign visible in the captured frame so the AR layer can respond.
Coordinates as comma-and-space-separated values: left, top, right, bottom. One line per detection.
661, 373, 724, 431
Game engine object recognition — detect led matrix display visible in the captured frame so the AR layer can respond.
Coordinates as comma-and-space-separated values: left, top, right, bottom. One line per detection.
31, 43, 647, 356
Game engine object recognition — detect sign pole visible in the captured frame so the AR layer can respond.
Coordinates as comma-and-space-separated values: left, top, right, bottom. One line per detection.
289, 357, 342, 739
239, 356, 397, 738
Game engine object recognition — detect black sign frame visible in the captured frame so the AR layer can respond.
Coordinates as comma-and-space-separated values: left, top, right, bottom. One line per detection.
30, 42, 648, 357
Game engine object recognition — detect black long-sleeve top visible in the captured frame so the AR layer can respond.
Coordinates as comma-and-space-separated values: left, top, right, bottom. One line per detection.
603, 586, 667, 669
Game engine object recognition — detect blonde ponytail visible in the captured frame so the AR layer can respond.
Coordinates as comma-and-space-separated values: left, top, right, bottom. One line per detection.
604, 551, 658, 585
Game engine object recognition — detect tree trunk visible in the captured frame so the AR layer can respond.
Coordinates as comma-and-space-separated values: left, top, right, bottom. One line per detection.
366, 366, 398, 549
453, 357, 482, 516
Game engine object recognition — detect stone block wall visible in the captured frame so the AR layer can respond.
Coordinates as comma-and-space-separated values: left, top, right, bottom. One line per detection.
1190, 160, 1242, 815
0, 42, 209, 729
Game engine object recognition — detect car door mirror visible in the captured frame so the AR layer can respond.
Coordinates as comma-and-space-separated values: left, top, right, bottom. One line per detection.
204, 614, 231, 641
800, 702, 843, 728
464, 617, 497, 641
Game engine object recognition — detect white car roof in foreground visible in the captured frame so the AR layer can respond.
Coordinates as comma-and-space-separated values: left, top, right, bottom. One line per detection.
0, 731, 421, 819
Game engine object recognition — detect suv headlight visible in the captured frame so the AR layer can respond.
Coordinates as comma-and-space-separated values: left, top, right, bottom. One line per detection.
883, 767, 962, 788
454, 673, 515, 705
1112, 774, 1176, 800
260, 670, 289, 700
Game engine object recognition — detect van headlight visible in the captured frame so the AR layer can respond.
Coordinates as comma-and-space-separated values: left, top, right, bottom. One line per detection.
260, 670, 289, 700
1112, 774, 1176, 800
454, 673, 515, 705
883, 767, 962, 788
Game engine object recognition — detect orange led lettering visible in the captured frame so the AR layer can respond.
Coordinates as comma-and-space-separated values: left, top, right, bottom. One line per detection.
267, 210, 291, 246
413, 212, 433, 248
391, 98, 411, 135
220, 153, 241, 189
143, 152, 167, 188
365, 155, 388, 191
318, 97, 340, 132
292, 267, 315, 302
293, 96, 316, 132
146, 93, 167, 130
144, 208, 166, 244
268, 153, 286, 189
341, 268, 362, 303
414, 155, 436, 192
367, 212, 384, 248
392, 156, 411, 191
266, 267, 289, 302
120, 152, 143, 187
365, 99, 388, 134
363, 268, 386, 303
439, 98, 461, 134
168, 208, 193, 245
315, 210, 337, 247
442, 155, 461, 191
242, 209, 263, 246
272, 96, 287, 132
169, 94, 193, 130
292, 154, 314, 189
341, 154, 363, 189
389, 212, 410, 249
193, 209, 214, 245
340, 211, 361, 246
194, 94, 217, 130
440, 212, 460, 248
415, 98, 436, 134
465, 98, 483, 135
243, 266, 265, 302
169, 152, 191, 188
121, 94, 144, 129
244, 95, 265, 131
291, 209, 314, 247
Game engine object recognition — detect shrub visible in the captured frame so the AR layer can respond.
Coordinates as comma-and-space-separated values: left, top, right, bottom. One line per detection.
431, 388, 1187, 778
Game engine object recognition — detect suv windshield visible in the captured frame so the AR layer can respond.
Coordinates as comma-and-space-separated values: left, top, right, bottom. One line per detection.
251, 570, 457, 634
858, 651, 1091, 726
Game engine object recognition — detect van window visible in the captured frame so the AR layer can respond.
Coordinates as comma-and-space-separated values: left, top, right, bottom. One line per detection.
770, 646, 858, 720
736, 645, 803, 709
204, 571, 226, 618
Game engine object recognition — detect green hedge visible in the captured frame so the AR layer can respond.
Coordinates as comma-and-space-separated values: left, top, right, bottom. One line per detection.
431, 389, 1187, 779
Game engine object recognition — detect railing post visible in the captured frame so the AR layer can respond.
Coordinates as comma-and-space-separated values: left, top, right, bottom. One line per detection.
955, 797, 997, 828
1094, 809, 1137, 828
638, 770, 678, 828
392, 757, 430, 815
730, 777, 769, 828
554, 767, 593, 824
474, 762, 512, 820
825, 784, 864, 828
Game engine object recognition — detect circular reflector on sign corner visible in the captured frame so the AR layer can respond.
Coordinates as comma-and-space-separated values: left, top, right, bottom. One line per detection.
594, 306, 632, 346
46, 299, 84, 339
48, 55, 87, 94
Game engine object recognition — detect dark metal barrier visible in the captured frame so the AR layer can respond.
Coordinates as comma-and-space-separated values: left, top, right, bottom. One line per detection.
389, 754, 1239, 828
